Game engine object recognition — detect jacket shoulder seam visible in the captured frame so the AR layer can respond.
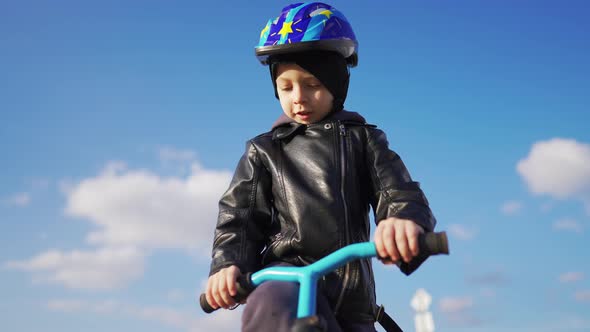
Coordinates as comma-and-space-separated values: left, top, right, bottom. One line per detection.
364, 127, 385, 191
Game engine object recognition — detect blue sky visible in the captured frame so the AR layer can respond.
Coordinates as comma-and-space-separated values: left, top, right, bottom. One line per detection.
1, 1, 589, 331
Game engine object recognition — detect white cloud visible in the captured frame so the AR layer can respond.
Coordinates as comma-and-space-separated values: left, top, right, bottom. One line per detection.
448, 224, 477, 240
438, 296, 482, 327
5, 157, 232, 290
501, 200, 523, 215
135, 306, 199, 330
190, 308, 242, 332
438, 296, 473, 313
517, 138, 590, 213
64, 160, 232, 252
559, 272, 585, 283
4, 247, 145, 290
575, 290, 590, 302
553, 218, 583, 233
46, 298, 241, 332
2, 192, 31, 207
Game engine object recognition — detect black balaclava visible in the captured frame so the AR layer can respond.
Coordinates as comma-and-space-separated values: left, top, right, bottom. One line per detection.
269, 50, 350, 113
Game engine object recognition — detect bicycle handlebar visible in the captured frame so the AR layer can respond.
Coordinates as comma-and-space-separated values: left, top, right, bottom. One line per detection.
200, 231, 449, 314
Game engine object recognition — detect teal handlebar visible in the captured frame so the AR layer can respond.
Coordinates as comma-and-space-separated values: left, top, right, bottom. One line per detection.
200, 231, 449, 317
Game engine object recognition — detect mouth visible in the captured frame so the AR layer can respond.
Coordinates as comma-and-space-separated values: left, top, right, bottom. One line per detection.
295, 112, 312, 120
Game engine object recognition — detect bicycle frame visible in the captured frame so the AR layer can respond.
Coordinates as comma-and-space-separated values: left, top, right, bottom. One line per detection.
250, 242, 377, 318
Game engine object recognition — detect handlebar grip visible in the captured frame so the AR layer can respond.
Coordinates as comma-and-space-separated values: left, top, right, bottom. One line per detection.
399, 231, 449, 276
420, 231, 449, 256
199, 293, 216, 313
199, 272, 255, 314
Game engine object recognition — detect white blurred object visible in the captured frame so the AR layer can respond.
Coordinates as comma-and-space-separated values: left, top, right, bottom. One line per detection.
411, 288, 435, 332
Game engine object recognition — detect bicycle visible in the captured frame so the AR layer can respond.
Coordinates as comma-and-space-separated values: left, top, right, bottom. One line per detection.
200, 231, 449, 332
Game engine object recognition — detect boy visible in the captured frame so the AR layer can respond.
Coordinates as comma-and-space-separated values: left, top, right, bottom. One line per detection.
205, 3, 436, 331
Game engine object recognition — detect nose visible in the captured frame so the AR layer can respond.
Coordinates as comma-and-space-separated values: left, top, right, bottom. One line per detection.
292, 85, 307, 104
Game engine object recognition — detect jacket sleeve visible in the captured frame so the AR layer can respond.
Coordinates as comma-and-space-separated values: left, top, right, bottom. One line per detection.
209, 140, 272, 276
365, 127, 436, 232
365, 127, 437, 275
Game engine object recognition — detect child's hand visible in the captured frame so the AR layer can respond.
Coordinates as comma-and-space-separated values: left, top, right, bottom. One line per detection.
374, 217, 424, 264
205, 265, 242, 309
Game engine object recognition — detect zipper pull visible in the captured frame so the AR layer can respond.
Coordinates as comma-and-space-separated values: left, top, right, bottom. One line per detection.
339, 124, 346, 136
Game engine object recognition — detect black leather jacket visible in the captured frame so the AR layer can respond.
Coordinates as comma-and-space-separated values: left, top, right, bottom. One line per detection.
209, 111, 436, 323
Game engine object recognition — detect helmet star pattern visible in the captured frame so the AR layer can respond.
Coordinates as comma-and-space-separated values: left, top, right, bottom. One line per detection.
278, 21, 294, 41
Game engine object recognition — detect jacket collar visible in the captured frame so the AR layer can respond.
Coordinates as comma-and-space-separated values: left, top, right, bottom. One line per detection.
271, 110, 366, 140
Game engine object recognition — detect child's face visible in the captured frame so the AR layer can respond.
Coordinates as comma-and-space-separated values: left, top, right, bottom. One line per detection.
275, 63, 334, 124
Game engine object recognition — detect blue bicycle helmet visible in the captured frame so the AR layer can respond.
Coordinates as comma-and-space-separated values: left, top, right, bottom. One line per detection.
255, 2, 359, 67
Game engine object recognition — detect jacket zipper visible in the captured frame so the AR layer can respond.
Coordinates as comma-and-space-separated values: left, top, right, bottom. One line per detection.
334, 122, 351, 314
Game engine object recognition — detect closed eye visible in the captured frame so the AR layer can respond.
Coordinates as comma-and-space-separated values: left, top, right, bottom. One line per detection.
304, 78, 323, 88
